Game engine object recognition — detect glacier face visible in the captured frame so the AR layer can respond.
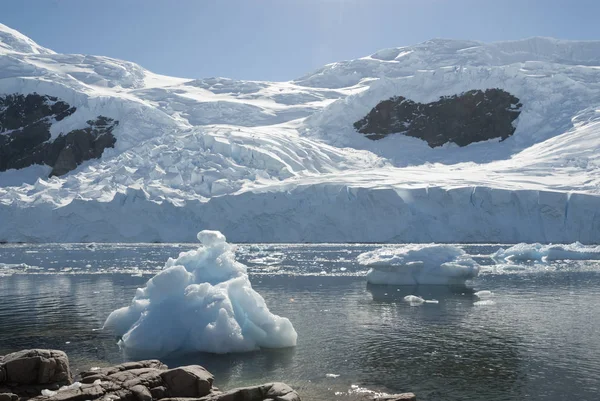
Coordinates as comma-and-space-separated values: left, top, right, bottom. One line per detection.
0, 24, 599, 243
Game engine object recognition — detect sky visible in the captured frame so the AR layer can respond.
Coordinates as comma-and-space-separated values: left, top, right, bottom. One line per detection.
2, 0, 599, 81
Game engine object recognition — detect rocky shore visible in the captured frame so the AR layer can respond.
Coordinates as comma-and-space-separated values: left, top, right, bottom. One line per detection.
0, 350, 416, 401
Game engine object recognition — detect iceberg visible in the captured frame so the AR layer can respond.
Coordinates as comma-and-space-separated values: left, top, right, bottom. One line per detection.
493, 242, 600, 262
359, 245, 480, 285
103, 230, 297, 355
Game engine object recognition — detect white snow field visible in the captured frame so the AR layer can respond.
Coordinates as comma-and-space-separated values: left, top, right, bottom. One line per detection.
103, 230, 297, 354
1, 24, 600, 243
359, 244, 480, 285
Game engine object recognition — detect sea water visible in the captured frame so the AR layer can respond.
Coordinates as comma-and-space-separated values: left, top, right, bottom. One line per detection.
0, 243, 599, 401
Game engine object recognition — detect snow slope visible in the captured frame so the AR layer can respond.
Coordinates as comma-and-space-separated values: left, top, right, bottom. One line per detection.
1, 24, 599, 243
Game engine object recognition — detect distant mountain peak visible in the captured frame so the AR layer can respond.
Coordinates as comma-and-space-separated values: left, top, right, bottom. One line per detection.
0, 23, 55, 55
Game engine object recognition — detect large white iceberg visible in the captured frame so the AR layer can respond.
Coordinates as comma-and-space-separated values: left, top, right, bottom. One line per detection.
359, 245, 480, 285
103, 230, 297, 355
493, 242, 600, 262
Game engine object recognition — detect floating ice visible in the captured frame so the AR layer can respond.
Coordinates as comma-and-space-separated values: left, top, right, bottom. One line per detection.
248, 255, 284, 266
493, 242, 600, 262
403, 295, 425, 306
474, 300, 496, 306
403, 295, 438, 305
103, 230, 297, 355
360, 245, 480, 285
474, 290, 494, 299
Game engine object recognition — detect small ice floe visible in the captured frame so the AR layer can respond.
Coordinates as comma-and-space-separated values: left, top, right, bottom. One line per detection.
403, 295, 439, 306
474, 300, 496, 306
474, 290, 494, 299
360, 244, 479, 285
346, 384, 392, 398
493, 242, 600, 263
247, 255, 284, 266
403, 295, 425, 306
326, 373, 340, 378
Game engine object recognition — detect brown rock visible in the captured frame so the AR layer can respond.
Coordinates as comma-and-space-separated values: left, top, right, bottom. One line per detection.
159, 366, 214, 398
0, 350, 71, 385
194, 382, 301, 401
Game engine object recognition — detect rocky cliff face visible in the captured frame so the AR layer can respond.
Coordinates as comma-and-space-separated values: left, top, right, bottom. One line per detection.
0, 93, 117, 177
354, 89, 522, 147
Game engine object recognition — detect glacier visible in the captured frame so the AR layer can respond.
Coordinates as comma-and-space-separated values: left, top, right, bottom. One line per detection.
1, 24, 600, 243
103, 230, 297, 355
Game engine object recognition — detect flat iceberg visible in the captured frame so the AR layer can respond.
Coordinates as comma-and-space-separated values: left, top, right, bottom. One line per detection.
103, 230, 297, 355
360, 245, 480, 285
493, 242, 600, 262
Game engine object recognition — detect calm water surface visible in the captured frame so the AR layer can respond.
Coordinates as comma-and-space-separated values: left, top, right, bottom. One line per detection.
0, 244, 599, 401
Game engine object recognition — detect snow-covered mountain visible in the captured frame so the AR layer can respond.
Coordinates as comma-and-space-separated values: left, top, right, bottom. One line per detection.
1, 24, 599, 243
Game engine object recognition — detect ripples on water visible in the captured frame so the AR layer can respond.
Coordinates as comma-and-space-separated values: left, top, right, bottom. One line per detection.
1, 244, 599, 401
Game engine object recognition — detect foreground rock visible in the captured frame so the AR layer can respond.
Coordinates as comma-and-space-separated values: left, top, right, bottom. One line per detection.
0, 350, 302, 401
0, 350, 71, 398
353, 88, 521, 147
1, 349, 415, 401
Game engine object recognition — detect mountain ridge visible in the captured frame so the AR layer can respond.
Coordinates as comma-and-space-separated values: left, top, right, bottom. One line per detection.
0, 23, 599, 243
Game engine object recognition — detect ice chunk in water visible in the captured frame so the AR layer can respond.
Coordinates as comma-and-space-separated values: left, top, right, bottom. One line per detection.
474, 300, 496, 306
360, 244, 479, 285
403, 295, 425, 306
104, 230, 297, 355
493, 242, 600, 262
474, 290, 494, 299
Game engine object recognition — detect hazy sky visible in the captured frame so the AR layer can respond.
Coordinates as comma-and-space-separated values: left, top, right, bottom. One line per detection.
2, 0, 598, 81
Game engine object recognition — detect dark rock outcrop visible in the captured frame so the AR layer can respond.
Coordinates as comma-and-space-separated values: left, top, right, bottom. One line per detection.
1, 350, 304, 401
33, 360, 215, 401
353, 88, 522, 147
0, 350, 72, 398
0, 93, 118, 177
189, 382, 300, 401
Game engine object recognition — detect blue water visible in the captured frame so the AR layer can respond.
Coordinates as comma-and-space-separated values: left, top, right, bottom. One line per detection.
0, 243, 599, 401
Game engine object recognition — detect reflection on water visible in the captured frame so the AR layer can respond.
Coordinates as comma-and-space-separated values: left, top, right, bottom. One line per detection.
1, 245, 600, 401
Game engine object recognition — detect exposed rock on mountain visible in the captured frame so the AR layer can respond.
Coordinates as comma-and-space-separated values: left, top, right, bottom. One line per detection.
353, 89, 522, 146
0, 93, 117, 177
